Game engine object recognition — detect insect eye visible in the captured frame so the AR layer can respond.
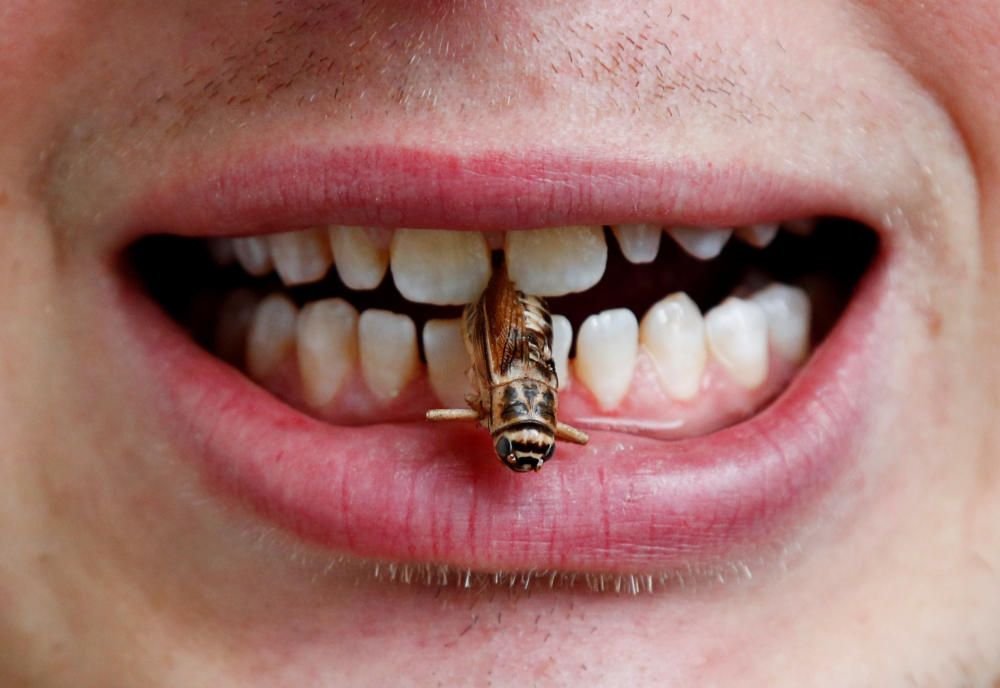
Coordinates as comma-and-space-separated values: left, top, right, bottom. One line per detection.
495, 436, 513, 459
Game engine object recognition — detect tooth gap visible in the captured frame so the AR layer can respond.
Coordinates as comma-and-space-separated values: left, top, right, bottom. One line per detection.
131, 218, 877, 343
129, 218, 878, 424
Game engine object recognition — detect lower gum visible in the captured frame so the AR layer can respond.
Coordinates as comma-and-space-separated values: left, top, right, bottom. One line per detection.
246, 348, 799, 441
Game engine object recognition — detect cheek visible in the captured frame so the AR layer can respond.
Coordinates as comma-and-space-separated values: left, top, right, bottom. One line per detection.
0, 2, 105, 94
860, 0, 1000, 193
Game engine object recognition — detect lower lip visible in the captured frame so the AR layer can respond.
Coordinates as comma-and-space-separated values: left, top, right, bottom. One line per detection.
114, 254, 887, 573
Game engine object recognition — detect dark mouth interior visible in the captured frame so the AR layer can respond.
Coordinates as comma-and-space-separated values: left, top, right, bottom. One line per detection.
130, 219, 878, 363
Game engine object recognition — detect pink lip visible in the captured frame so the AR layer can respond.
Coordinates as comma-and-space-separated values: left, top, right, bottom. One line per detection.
123, 144, 864, 239
112, 146, 889, 573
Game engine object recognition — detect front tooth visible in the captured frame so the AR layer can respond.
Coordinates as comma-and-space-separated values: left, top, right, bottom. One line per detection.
551, 315, 573, 390
358, 310, 419, 401
329, 226, 389, 290
639, 293, 707, 401
667, 227, 733, 260
751, 284, 811, 362
705, 298, 769, 389
246, 294, 299, 380
735, 223, 779, 248
423, 319, 473, 408
269, 228, 332, 286
574, 308, 638, 410
612, 224, 661, 264
390, 230, 491, 305
506, 226, 607, 296
297, 299, 359, 408
232, 236, 273, 276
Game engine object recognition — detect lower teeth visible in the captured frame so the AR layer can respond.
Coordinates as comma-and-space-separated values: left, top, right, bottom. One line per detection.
132, 219, 877, 438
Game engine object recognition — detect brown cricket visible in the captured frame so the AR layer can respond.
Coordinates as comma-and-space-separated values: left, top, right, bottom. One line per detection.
426, 260, 589, 472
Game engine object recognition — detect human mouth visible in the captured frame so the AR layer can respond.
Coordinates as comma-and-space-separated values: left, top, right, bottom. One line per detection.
145, 217, 869, 439
114, 147, 885, 580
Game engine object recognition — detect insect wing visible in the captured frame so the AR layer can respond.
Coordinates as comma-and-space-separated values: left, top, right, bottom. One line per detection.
465, 268, 525, 385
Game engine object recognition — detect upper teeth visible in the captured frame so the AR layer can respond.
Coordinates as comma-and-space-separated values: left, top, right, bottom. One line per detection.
218, 222, 816, 414
269, 227, 332, 286
232, 236, 273, 277
612, 224, 662, 264
505, 225, 607, 297
390, 229, 492, 305
328, 226, 389, 290
666, 226, 734, 261
220, 223, 809, 304
735, 223, 779, 248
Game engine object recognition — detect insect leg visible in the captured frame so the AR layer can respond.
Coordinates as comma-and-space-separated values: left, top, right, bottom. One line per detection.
555, 422, 590, 445
426, 409, 481, 422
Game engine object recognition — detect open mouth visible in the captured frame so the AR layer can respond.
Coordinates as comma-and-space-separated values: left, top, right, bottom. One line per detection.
134, 219, 875, 444
109, 148, 888, 584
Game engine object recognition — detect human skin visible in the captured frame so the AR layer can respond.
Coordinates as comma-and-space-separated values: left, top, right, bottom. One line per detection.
1, 1, 999, 686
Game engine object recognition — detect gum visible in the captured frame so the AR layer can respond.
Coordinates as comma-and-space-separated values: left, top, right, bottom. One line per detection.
250, 346, 799, 441
561, 348, 797, 439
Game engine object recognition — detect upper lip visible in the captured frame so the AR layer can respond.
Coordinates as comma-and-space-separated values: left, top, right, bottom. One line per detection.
115, 143, 882, 242
108, 143, 892, 575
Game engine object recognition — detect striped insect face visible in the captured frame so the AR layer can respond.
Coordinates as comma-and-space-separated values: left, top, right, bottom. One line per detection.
494, 424, 556, 472
491, 381, 558, 472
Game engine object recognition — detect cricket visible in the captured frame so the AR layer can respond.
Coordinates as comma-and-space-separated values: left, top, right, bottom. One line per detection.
426, 260, 589, 472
